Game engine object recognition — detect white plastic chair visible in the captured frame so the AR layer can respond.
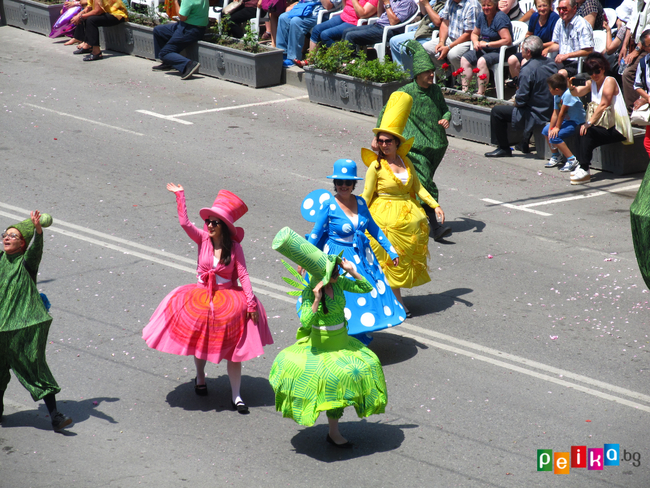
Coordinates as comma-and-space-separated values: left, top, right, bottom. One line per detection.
317, 6, 343, 24
489, 20, 527, 100
519, 0, 535, 16
321, 9, 365, 26
359, 0, 419, 62
577, 30, 607, 72
603, 7, 617, 35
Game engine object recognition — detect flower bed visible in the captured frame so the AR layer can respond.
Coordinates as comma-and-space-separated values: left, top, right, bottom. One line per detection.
4, 0, 63, 36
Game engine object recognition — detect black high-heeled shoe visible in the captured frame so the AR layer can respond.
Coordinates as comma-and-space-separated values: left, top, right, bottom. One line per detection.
193, 377, 208, 396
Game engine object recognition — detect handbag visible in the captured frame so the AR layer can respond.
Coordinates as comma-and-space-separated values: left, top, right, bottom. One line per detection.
286, 1, 319, 18
631, 102, 650, 126
586, 101, 615, 130
223, 0, 244, 16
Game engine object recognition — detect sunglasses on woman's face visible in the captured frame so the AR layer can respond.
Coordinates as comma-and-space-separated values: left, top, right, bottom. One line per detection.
335, 180, 354, 186
587, 68, 602, 75
377, 138, 395, 145
205, 219, 221, 227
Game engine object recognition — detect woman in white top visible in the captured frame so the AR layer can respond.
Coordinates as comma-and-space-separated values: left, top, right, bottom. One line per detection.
569, 53, 630, 184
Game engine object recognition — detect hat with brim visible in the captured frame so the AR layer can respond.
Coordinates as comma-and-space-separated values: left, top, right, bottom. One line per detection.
326, 159, 364, 180
6, 213, 53, 248
372, 91, 415, 158
272, 227, 343, 286
199, 190, 248, 243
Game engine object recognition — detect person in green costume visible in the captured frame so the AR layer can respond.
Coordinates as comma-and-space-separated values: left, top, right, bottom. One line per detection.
373, 39, 453, 241
0, 211, 73, 431
631, 164, 650, 289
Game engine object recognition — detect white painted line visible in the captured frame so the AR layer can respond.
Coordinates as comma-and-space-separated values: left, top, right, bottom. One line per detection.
397, 322, 650, 404
521, 184, 642, 209
482, 198, 553, 216
23, 103, 145, 136
136, 95, 309, 124
135, 110, 194, 125
389, 327, 650, 413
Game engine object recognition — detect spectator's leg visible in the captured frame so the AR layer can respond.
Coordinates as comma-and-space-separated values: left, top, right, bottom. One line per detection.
276, 13, 291, 53
342, 24, 384, 51
154, 22, 177, 60
508, 53, 521, 79
269, 12, 281, 47
623, 55, 642, 114
311, 16, 342, 49
321, 18, 353, 48
72, 22, 86, 47
287, 16, 317, 61
85, 14, 121, 54
490, 105, 513, 150
159, 23, 205, 74
445, 40, 471, 72
577, 126, 624, 172
228, 7, 258, 39
389, 31, 416, 66
477, 56, 489, 95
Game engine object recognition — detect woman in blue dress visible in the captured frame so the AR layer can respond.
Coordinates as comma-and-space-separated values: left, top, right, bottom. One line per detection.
301, 159, 406, 344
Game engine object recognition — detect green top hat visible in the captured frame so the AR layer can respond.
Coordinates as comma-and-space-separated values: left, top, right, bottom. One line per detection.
6, 213, 53, 248
272, 227, 342, 286
406, 39, 436, 78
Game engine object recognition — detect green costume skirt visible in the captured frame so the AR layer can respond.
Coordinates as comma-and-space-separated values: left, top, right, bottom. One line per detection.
268, 327, 387, 426
0, 321, 60, 401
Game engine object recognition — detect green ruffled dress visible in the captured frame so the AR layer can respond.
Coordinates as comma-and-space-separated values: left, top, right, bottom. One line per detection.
269, 277, 387, 426
631, 163, 650, 288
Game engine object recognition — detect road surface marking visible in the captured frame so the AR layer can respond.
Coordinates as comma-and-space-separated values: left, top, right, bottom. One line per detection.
136, 95, 309, 125
482, 198, 553, 216
23, 103, 145, 136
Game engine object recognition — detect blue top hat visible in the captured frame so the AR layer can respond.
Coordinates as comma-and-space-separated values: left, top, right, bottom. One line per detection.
326, 159, 364, 180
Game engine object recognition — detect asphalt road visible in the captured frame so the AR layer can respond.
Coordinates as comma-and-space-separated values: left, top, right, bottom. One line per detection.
1, 25, 649, 488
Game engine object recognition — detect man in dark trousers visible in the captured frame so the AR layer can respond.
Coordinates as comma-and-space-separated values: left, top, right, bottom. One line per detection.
485, 36, 558, 157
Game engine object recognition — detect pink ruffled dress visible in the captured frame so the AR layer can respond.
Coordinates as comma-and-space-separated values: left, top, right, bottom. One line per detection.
142, 191, 273, 363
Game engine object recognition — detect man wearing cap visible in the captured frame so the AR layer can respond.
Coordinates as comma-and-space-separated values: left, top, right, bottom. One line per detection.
1, 211, 73, 431
372, 40, 453, 241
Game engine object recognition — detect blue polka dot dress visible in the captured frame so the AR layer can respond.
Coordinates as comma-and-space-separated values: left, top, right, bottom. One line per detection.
301, 194, 405, 343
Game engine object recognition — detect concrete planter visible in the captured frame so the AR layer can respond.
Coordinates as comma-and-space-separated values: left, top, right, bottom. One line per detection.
3, 0, 63, 36
303, 67, 408, 117
100, 22, 156, 60
197, 38, 283, 88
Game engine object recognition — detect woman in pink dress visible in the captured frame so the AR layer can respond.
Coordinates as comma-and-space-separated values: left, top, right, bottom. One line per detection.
143, 183, 272, 414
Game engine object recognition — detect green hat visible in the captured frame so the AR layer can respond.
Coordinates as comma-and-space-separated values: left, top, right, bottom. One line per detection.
406, 40, 435, 77
7, 213, 53, 248
272, 227, 342, 285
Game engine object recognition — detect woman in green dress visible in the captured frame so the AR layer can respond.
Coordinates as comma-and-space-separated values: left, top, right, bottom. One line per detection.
269, 229, 387, 448
0, 211, 73, 431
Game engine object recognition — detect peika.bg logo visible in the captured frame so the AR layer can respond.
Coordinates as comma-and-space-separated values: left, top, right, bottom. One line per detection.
537, 445, 641, 474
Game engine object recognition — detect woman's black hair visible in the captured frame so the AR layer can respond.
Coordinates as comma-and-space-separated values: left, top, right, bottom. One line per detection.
333, 180, 357, 192
375, 132, 401, 169
584, 52, 611, 75
217, 221, 232, 266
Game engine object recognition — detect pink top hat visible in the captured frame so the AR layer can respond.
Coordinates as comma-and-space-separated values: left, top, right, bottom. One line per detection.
199, 190, 248, 243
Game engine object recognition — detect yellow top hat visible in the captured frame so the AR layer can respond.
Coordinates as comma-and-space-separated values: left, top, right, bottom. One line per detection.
372, 91, 414, 158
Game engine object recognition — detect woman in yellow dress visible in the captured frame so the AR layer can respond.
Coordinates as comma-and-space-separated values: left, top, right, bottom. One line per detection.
361, 92, 445, 317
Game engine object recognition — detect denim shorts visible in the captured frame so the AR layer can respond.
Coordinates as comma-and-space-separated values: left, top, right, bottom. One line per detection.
541, 120, 580, 144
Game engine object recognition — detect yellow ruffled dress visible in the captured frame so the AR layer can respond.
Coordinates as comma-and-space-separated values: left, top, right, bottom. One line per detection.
361, 153, 439, 289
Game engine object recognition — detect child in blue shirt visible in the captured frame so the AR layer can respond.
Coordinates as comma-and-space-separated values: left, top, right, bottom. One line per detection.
541, 73, 586, 172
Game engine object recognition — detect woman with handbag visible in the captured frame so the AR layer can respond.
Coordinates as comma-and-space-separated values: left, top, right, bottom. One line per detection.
568, 52, 633, 185
632, 30, 650, 158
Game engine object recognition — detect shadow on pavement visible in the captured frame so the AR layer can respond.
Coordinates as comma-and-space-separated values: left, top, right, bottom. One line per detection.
369, 332, 426, 366
447, 217, 486, 234
405, 287, 473, 317
290, 420, 417, 462
165, 375, 276, 413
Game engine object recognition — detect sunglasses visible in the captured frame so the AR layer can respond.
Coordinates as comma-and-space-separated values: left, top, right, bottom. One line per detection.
205, 219, 221, 227
2, 232, 21, 240
586, 68, 602, 75
377, 138, 395, 145
335, 180, 355, 186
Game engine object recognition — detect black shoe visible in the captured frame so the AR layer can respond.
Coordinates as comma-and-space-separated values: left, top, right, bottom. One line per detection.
51, 412, 74, 432
231, 399, 249, 414
505, 76, 518, 89
181, 61, 200, 80
152, 63, 172, 71
194, 377, 208, 396
326, 434, 353, 449
82, 52, 103, 61
73, 47, 92, 54
433, 225, 452, 241
515, 140, 530, 153
484, 148, 512, 158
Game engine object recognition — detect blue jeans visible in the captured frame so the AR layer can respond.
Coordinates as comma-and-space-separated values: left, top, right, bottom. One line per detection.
541, 120, 579, 145
389, 31, 428, 74
153, 22, 205, 73
277, 13, 317, 60
342, 23, 389, 49
310, 15, 353, 47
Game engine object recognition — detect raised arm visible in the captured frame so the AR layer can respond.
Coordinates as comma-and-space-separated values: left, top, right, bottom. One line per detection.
168, 184, 203, 245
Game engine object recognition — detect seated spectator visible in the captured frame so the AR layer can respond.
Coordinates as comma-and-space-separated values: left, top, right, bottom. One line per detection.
307, 0, 379, 61
278, 0, 342, 67
507, 0, 559, 86
633, 30, 650, 157
227, 0, 265, 39
542, 73, 585, 171
151, 0, 207, 79
341, 0, 418, 52
499, 0, 521, 20
459, 0, 513, 95
62, 0, 87, 46
389, 0, 443, 71
576, 0, 603, 30
567, 52, 633, 184
428, 0, 481, 72
485, 36, 557, 157
261, 0, 286, 47
70, 0, 128, 61
548, 0, 594, 78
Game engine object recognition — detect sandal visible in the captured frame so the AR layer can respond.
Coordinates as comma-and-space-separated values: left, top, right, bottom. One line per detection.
293, 58, 308, 68
83, 52, 103, 61
193, 377, 208, 396
73, 46, 92, 54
